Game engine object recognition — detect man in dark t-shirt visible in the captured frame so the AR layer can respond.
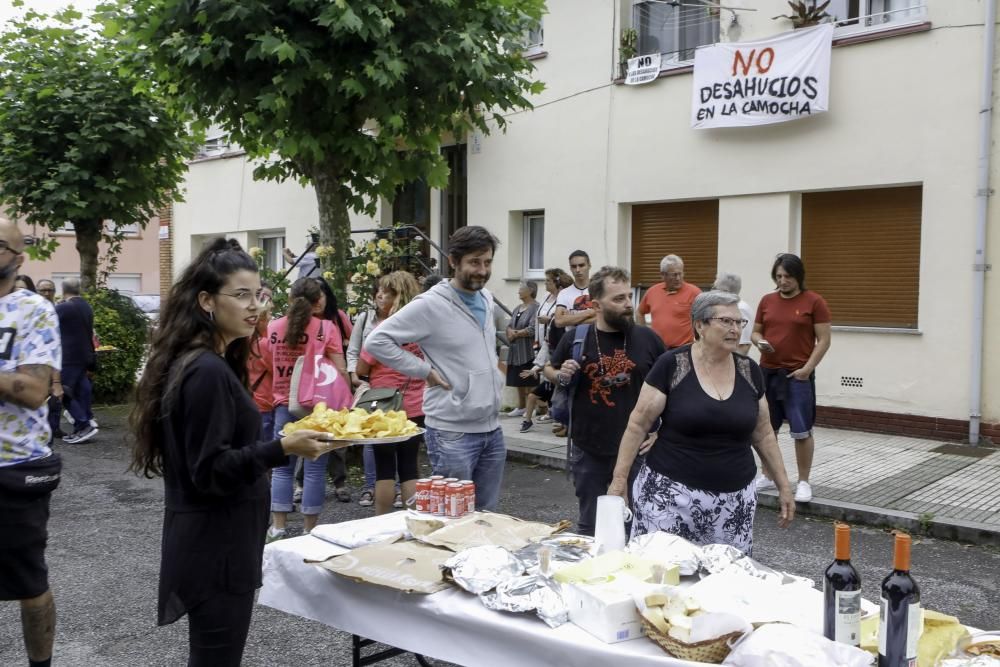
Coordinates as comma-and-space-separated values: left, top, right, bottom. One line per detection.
545, 266, 665, 536
55, 278, 97, 444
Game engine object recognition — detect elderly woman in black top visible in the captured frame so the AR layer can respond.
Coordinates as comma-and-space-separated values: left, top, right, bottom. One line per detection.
130, 239, 333, 666
608, 290, 794, 555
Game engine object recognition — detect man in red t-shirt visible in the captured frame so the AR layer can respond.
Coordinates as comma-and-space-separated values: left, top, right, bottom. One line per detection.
752, 253, 831, 503
637, 254, 702, 349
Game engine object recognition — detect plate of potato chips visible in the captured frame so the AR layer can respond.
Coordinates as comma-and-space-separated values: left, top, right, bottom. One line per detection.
279, 403, 424, 444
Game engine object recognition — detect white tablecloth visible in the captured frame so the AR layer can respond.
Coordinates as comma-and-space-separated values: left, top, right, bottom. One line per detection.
259, 535, 708, 667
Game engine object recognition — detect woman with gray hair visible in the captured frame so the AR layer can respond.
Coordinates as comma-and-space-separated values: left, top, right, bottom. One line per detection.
504, 281, 540, 416
608, 290, 794, 554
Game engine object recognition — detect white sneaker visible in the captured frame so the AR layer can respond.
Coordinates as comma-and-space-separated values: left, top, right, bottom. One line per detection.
795, 481, 813, 503
755, 476, 776, 492
536, 414, 553, 423
508, 408, 525, 417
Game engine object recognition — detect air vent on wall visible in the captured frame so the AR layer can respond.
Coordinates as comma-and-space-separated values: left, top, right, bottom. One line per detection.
841, 376, 864, 388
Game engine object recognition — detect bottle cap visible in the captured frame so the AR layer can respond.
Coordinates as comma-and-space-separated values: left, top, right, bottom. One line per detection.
893, 532, 912, 571
834, 522, 851, 560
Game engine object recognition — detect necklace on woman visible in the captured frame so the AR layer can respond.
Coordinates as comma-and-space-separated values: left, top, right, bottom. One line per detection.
696, 345, 727, 400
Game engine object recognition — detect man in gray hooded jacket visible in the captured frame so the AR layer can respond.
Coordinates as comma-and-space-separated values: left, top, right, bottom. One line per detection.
365, 226, 507, 510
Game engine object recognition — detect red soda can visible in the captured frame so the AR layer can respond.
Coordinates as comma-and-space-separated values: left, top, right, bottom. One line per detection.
430, 475, 445, 481
446, 483, 465, 517
443, 477, 459, 484
459, 480, 475, 515
430, 480, 447, 516
415, 478, 432, 513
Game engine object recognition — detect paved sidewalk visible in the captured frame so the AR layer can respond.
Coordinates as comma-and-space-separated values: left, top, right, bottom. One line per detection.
500, 416, 1000, 546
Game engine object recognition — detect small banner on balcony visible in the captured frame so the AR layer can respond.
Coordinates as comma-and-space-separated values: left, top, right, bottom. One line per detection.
691, 23, 833, 128
625, 53, 661, 85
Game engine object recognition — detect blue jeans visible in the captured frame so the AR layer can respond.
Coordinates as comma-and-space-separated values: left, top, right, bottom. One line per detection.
259, 410, 274, 442
763, 370, 816, 440
363, 445, 376, 490
61, 364, 93, 431
270, 405, 329, 515
424, 426, 506, 511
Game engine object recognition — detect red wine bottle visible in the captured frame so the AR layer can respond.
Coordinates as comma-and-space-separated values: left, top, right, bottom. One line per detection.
878, 533, 921, 667
824, 522, 862, 646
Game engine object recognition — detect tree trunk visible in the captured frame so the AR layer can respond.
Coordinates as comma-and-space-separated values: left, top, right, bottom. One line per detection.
311, 169, 353, 305
73, 220, 102, 292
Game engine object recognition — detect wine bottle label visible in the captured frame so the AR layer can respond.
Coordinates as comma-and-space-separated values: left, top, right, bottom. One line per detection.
905, 602, 921, 660
878, 596, 921, 664
834, 589, 861, 645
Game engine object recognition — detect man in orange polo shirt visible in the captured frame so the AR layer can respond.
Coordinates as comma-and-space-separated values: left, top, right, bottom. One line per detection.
637, 254, 702, 349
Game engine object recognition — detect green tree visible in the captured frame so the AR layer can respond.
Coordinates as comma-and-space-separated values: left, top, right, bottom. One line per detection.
113, 0, 545, 296
0, 5, 197, 290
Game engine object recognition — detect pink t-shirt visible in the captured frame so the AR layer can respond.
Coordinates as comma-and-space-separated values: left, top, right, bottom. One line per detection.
247, 334, 273, 411
360, 343, 426, 419
268, 316, 344, 407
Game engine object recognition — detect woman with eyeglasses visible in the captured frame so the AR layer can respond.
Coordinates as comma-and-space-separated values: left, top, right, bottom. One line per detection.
130, 239, 332, 666
267, 277, 349, 541
608, 290, 795, 556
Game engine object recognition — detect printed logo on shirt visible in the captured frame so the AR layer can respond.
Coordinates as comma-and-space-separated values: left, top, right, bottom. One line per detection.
572, 295, 593, 311
583, 348, 635, 408
0, 327, 15, 360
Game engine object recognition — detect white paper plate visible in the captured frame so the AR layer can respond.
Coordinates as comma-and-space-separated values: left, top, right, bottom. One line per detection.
277, 428, 425, 445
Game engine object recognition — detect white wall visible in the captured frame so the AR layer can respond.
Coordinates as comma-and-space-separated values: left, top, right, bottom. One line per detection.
172, 153, 378, 275
475, 0, 997, 424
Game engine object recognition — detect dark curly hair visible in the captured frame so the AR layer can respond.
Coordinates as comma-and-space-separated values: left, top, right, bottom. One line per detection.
129, 238, 258, 478
285, 277, 325, 349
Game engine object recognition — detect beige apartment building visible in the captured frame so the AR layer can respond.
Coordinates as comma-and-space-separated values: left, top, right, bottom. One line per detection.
14, 219, 162, 297
170, 0, 999, 443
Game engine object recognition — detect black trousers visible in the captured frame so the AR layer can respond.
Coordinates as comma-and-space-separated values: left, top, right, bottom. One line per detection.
187, 590, 255, 667
571, 446, 642, 537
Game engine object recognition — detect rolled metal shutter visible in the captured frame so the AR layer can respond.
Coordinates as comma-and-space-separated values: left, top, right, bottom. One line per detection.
631, 200, 719, 289
801, 186, 922, 328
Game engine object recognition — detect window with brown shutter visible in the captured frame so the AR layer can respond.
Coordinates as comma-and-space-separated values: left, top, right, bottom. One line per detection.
801, 186, 922, 328
631, 200, 719, 289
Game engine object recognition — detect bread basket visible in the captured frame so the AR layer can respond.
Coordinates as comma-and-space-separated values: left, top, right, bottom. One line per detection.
640, 616, 744, 664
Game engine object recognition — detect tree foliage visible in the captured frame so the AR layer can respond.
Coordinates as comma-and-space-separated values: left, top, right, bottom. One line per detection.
0, 6, 197, 289
113, 0, 545, 296
89, 288, 149, 404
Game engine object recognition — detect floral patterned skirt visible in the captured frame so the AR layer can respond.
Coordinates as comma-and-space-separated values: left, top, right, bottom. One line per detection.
630, 463, 757, 556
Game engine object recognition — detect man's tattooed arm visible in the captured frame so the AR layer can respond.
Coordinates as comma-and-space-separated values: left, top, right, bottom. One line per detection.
0, 364, 53, 409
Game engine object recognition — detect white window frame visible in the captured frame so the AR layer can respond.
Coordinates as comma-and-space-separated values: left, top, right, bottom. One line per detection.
104, 220, 140, 237
828, 0, 926, 38
522, 211, 545, 280
197, 132, 232, 159
258, 233, 286, 273
523, 20, 544, 56
632, 0, 720, 69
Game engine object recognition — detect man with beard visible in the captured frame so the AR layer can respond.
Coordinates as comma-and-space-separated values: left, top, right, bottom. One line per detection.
365, 226, 507, 510
545, 267, 665, 535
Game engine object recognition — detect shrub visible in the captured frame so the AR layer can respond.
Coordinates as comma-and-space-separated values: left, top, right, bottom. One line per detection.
87, 288, 148, 404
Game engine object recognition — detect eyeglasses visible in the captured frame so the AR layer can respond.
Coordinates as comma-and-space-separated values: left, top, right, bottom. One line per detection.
0, 240, 23, 255
708, 317, 749, 329
218, 289, 272, 306
598, 372, 631, 388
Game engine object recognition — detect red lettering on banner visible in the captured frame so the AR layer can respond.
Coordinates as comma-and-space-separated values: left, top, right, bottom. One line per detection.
731, 47, 776, 76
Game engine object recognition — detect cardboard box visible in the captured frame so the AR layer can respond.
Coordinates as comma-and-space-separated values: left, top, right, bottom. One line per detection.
563, 578, 647, 644
415, 512, 568, 552
313, 538, 454, 594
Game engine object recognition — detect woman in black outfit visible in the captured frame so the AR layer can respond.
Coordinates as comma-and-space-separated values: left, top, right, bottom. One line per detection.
608, 290, 795, 556
129, 239, 333, 666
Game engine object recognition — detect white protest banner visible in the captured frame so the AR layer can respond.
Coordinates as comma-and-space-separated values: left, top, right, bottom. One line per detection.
625, 53, 661, 86
691, 23, 833, 129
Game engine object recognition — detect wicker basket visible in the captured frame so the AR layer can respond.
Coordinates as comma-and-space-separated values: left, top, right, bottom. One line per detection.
640, 616, 744, 664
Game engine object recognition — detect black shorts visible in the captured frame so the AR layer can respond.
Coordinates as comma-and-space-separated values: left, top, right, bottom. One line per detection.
531, 381, 554, 403
0, 455, 61, 601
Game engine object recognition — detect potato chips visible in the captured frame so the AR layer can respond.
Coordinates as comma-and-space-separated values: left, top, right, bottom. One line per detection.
284, 403, 420, 440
